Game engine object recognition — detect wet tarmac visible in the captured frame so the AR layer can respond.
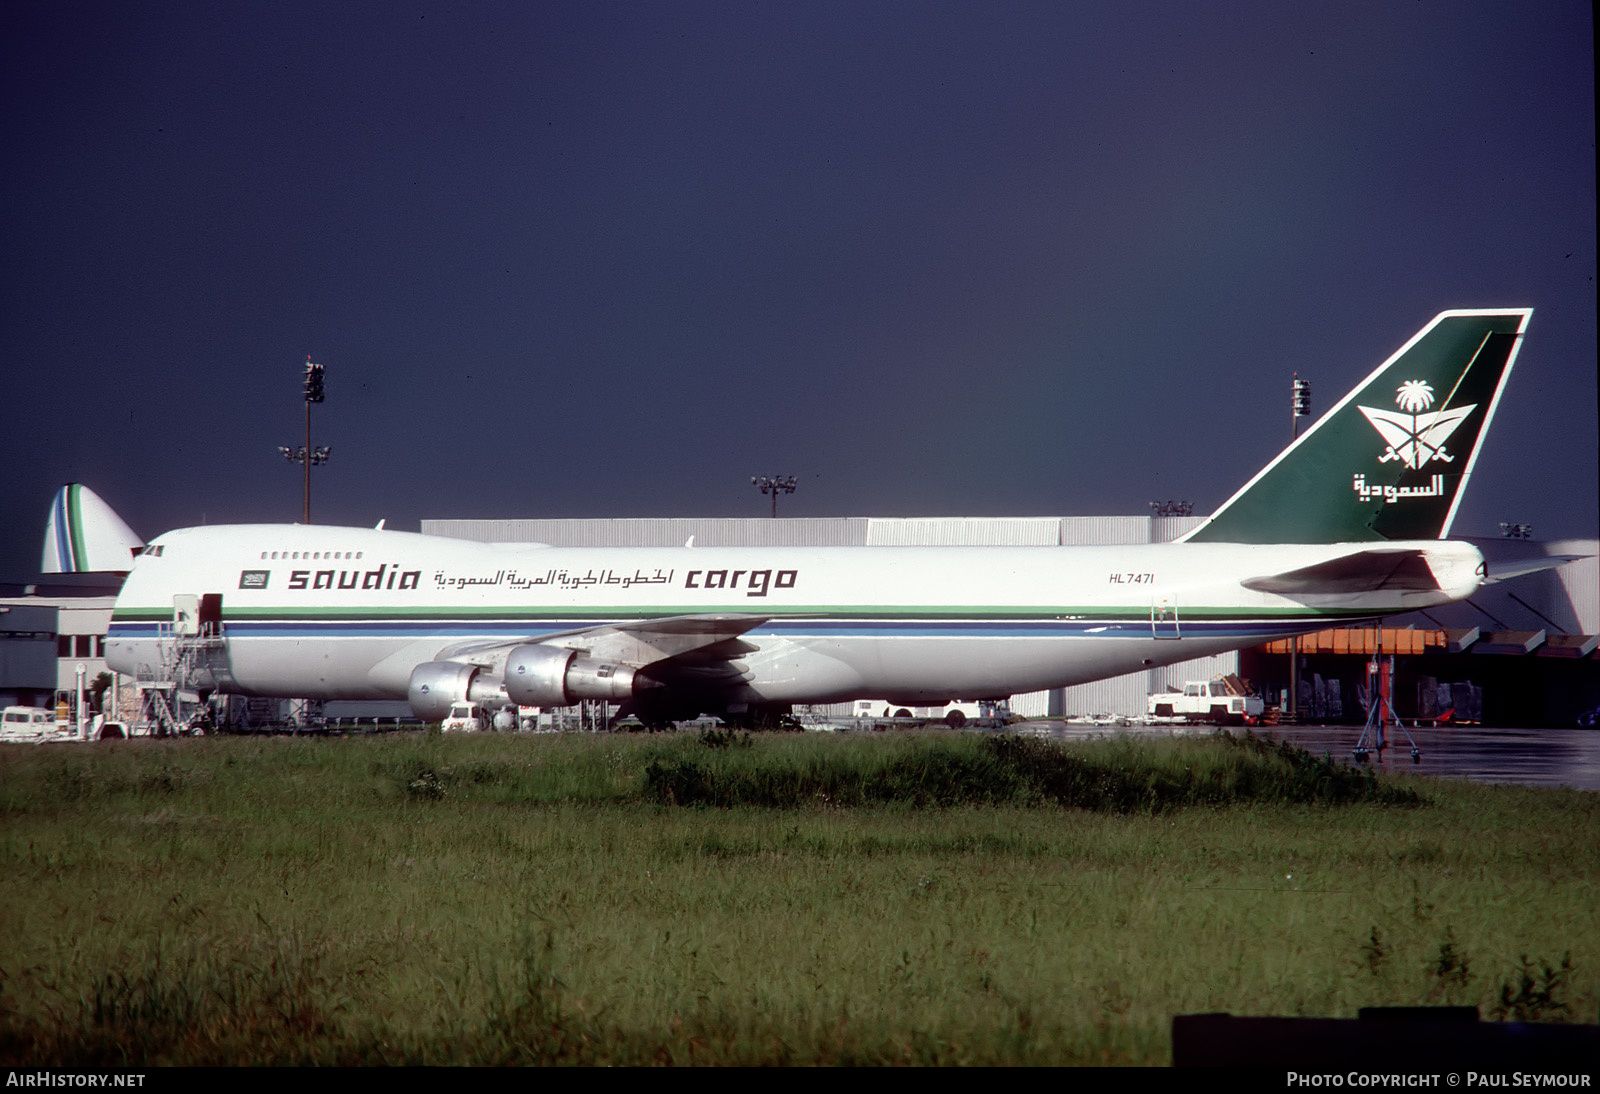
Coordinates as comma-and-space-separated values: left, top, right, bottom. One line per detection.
1021, 721, 1600, 791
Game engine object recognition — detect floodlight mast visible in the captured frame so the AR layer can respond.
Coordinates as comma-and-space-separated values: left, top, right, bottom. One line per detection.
751, 474, 798, 518
1292, 373, 1311, 435
278, 358, 329, 523
1287, 371, 1312, 723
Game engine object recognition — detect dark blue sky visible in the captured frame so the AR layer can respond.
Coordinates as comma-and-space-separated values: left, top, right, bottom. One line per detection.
3, 0, 1594, 577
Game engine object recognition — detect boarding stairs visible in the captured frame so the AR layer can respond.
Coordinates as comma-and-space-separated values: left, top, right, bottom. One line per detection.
133, 621, 228, 736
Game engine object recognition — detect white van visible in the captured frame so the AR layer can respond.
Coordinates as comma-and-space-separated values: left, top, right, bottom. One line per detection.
440, 702, 488, 733
2, 706, 63, 740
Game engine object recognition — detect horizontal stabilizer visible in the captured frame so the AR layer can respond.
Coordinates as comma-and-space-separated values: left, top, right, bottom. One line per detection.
1242, 549, 1440, 595
542, 613, 773, 665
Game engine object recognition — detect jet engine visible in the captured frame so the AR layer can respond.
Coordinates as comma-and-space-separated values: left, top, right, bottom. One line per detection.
503, 644, 639, 707
406, 660, 507, 721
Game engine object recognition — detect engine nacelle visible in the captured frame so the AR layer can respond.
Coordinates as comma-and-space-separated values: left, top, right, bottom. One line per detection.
407, 660, 506, 721
504, 644, 638, 707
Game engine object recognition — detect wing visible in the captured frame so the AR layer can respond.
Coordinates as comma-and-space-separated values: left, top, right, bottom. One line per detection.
438, 612, 770, 668
401, 613, 778, 720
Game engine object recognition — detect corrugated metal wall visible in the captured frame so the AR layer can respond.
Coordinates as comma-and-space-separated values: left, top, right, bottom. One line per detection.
427, 514, 1211, 549
865, 517, 1062, 546
1550, 542, 1599, 633
423, 517, 869, 547
1150, 515, 1207, 543
1058, 515, 1152, 545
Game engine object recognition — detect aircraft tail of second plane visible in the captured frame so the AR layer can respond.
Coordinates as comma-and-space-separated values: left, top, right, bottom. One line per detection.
41, 483, 144, 574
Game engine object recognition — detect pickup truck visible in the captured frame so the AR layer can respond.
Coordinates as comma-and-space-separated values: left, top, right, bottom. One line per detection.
1147, 679, 1263, 725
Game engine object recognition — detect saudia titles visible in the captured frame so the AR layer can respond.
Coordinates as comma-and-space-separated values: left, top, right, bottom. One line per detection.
241, 564, 800, 596
235, 565, 425, 591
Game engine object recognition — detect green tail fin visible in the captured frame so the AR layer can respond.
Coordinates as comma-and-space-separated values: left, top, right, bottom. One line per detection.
1183, 309, 1530, 544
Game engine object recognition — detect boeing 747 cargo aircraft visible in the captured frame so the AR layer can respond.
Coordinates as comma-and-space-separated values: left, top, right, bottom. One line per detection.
94, 309, 1530, 725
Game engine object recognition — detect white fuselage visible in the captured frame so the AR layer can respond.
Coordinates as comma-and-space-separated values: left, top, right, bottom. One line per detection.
105, 524, 1483, 708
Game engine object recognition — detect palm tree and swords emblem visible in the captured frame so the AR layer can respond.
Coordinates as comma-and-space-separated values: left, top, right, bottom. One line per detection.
1358, 379, 1476, 470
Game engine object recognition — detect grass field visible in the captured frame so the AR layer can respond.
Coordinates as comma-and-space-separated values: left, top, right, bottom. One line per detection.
1, 730, 1594, 1065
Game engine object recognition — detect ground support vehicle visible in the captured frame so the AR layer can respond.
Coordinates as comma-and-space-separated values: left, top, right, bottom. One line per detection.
1147, 677, 1263, 726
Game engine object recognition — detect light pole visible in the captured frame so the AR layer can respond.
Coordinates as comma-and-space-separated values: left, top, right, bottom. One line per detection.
279, 357, 329, 523
751, 475, 798, 518
1292, 373, 1311, 435
1288, 372, 1311, 722
76, 661, 87, 740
